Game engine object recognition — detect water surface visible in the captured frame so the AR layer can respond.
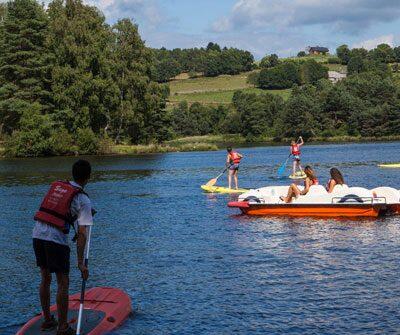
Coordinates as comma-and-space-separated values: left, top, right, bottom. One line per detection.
1, 142, 399, 334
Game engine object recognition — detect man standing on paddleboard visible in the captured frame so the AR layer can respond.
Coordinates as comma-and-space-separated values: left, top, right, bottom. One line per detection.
226, 147, 243, 189
32, 160, 94, 335
291, 136, 304, 176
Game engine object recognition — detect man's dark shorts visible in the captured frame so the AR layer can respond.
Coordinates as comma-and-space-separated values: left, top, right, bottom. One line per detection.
33, 238, 70, 274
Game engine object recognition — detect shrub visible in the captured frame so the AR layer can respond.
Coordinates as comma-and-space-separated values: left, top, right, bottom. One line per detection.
328, 57, 341, 64
75, 128, 99, 155
5, 109, 57, 157
247, 71, 260, 85
50, 127, 75, 155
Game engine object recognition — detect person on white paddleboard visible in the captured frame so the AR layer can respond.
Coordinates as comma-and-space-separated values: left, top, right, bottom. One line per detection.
290, 136, 304, 176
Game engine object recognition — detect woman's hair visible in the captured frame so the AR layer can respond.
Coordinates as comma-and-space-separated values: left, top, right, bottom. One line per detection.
330, 168, 345, 185
227, 147, 232, 152
304, 165, 317, 181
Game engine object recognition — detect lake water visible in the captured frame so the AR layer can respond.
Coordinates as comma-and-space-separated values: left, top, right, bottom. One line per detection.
1, 142, 399, 334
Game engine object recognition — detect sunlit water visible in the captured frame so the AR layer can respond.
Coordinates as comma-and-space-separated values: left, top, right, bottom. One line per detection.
0, 142, 399, 334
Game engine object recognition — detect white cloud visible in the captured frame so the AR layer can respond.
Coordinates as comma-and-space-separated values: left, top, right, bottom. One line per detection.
92, 0, 166, 27
352, 34, 395, 50
212, 0, 400, 34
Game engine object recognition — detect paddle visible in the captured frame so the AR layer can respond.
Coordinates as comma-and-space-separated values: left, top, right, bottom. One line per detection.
277, 137, 301, 178
76, 225, 92, 335
205, 165, 230, 187
277, 154, 291, 178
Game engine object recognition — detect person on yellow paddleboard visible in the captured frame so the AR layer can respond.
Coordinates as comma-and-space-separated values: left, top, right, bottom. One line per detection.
226, 147, 243, 190
290, 136, 304, 176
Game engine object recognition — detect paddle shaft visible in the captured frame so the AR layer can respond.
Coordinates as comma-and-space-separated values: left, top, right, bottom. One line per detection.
215, 165, 229, 180
76, 225, 92, 335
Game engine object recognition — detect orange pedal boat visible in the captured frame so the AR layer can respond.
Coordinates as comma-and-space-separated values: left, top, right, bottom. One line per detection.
228, 185, 400, 218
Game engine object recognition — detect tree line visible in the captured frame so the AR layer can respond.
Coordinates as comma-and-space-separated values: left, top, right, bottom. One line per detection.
171, 69, 400, 141
248, 59, 329, 89
152, 42, 255, 82
336, 44, 400, 74
0, 0, 171, 157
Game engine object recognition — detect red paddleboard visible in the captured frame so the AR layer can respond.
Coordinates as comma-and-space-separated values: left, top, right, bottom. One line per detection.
17, 287, 132, 335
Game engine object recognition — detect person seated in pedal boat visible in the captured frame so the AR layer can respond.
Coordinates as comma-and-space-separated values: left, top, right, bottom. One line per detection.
326, 168, 345, 193
226, 147, 243, 190
290, 136, 304, 176
280, 165, 318, 203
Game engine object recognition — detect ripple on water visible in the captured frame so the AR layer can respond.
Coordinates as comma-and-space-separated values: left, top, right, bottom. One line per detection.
1, 143, 400, 334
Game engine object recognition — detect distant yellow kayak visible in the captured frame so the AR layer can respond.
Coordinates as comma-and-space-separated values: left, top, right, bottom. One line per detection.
378, 163, 400, 168
201, 185, 248, 194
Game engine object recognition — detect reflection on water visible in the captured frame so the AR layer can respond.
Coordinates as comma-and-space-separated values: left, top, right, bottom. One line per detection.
1, 142, 400, 335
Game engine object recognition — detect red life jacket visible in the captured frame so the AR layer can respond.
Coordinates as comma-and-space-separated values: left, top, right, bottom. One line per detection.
34, 181, 83, 232
229, 151, 241, 164
291, 144, 300, 155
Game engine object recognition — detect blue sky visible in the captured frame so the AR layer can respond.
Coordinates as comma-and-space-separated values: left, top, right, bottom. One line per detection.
25, 0, 400, 58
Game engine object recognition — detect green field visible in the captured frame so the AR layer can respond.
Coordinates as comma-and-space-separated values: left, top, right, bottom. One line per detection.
169, 72, 253, 95
168, 71, 291, 105
169, 87, 291, 104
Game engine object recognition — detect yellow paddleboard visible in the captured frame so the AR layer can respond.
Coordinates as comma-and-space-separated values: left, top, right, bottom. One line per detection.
289, 172, 307, 179
378, 163, 400, 168
201, 185, 248, 194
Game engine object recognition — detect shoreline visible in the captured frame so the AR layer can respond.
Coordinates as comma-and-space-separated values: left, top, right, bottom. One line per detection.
1, 135, 400, 158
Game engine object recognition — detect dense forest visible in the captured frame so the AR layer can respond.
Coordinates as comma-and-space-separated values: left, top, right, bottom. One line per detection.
1, 0, 400, 158
170, 70, 400, 141
152, 43, 255, 82
0, 0, 172, 157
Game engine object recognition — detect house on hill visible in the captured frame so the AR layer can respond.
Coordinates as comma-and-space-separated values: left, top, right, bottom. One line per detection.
308, 46, 329, 55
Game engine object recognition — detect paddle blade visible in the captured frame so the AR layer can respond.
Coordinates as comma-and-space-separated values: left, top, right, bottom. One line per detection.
205, 178, 218, 186
277, 163, 286, 177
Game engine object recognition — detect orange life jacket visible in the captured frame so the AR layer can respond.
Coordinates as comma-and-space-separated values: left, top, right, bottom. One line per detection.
229, 151, 241, 164
291, 144, 300, 155
34, 181, 84, 233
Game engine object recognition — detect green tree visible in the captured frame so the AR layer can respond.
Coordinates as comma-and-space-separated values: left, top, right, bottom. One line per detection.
0, 0, 53, 134
111, 18, 170, 144
297, 51, 306, 57
347, 55, 366, 75
47, 0, 116, 134
153, 58, 182, 82
301, 60, 328, 85
393, 46, 400, 63
258, 62, 301, 89
281, 86, 321, 139
350, 48, 368, 59
260, 54, 279, 68
369, 43, 394, 63
206, 42, 221, 52
5, 105, 73, 157
336, 44, 351, 64
233, 91, 284, 139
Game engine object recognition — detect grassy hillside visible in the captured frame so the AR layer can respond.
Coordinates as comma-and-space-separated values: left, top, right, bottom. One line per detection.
169, 87, 291, 104
167, 54, 348, 107
169, 72, 252, 95
168, 71, 290, 105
